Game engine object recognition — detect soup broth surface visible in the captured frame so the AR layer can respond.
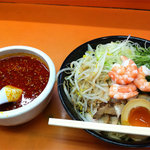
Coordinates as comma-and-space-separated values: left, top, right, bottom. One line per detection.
0, 53, 49, 111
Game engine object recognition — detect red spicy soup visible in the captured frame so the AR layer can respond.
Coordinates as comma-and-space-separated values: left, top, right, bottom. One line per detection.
0, 54, 49, 111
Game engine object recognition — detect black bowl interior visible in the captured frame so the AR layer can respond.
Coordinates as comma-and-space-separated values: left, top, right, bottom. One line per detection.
57, 35, 150, 147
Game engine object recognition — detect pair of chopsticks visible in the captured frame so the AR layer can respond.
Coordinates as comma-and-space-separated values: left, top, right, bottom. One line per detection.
48, 118, 150, 136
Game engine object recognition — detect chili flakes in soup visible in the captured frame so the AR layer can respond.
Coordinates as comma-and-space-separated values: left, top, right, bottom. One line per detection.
0, 54, 49, 111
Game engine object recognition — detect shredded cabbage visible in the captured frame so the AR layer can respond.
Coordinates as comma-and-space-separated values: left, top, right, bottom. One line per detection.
95, 40, 136, 72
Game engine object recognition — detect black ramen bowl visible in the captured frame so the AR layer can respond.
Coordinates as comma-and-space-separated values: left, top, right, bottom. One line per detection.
57, 36, 150, 147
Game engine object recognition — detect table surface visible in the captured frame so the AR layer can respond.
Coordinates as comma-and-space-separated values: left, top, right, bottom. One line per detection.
1, 0, 150, 10
0, 3, 150, 150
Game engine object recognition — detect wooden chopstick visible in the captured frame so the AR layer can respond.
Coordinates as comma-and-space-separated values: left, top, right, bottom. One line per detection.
48, 118, 150, 136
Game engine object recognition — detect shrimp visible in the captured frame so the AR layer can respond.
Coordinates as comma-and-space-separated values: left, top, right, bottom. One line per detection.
108, 56, 138, 85
134, 65, 150, 92
109, 83, 138, 100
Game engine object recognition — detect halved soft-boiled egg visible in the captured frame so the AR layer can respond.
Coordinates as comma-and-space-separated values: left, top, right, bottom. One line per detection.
121, 99, 150, 127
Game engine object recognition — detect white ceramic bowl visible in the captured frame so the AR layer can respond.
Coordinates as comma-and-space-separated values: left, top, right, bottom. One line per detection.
0, 46, 56, 126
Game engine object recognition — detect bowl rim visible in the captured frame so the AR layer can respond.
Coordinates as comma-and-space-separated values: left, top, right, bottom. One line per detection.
57, 35, 150, 148
0, 45, 56, 118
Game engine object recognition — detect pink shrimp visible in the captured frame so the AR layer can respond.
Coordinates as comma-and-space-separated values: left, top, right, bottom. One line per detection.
108, 56, 138, 85
109, 83, 138, 100
134, 65, 150, 92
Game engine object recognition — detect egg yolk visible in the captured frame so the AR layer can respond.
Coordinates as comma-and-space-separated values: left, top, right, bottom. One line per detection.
128, 106, 150, 127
